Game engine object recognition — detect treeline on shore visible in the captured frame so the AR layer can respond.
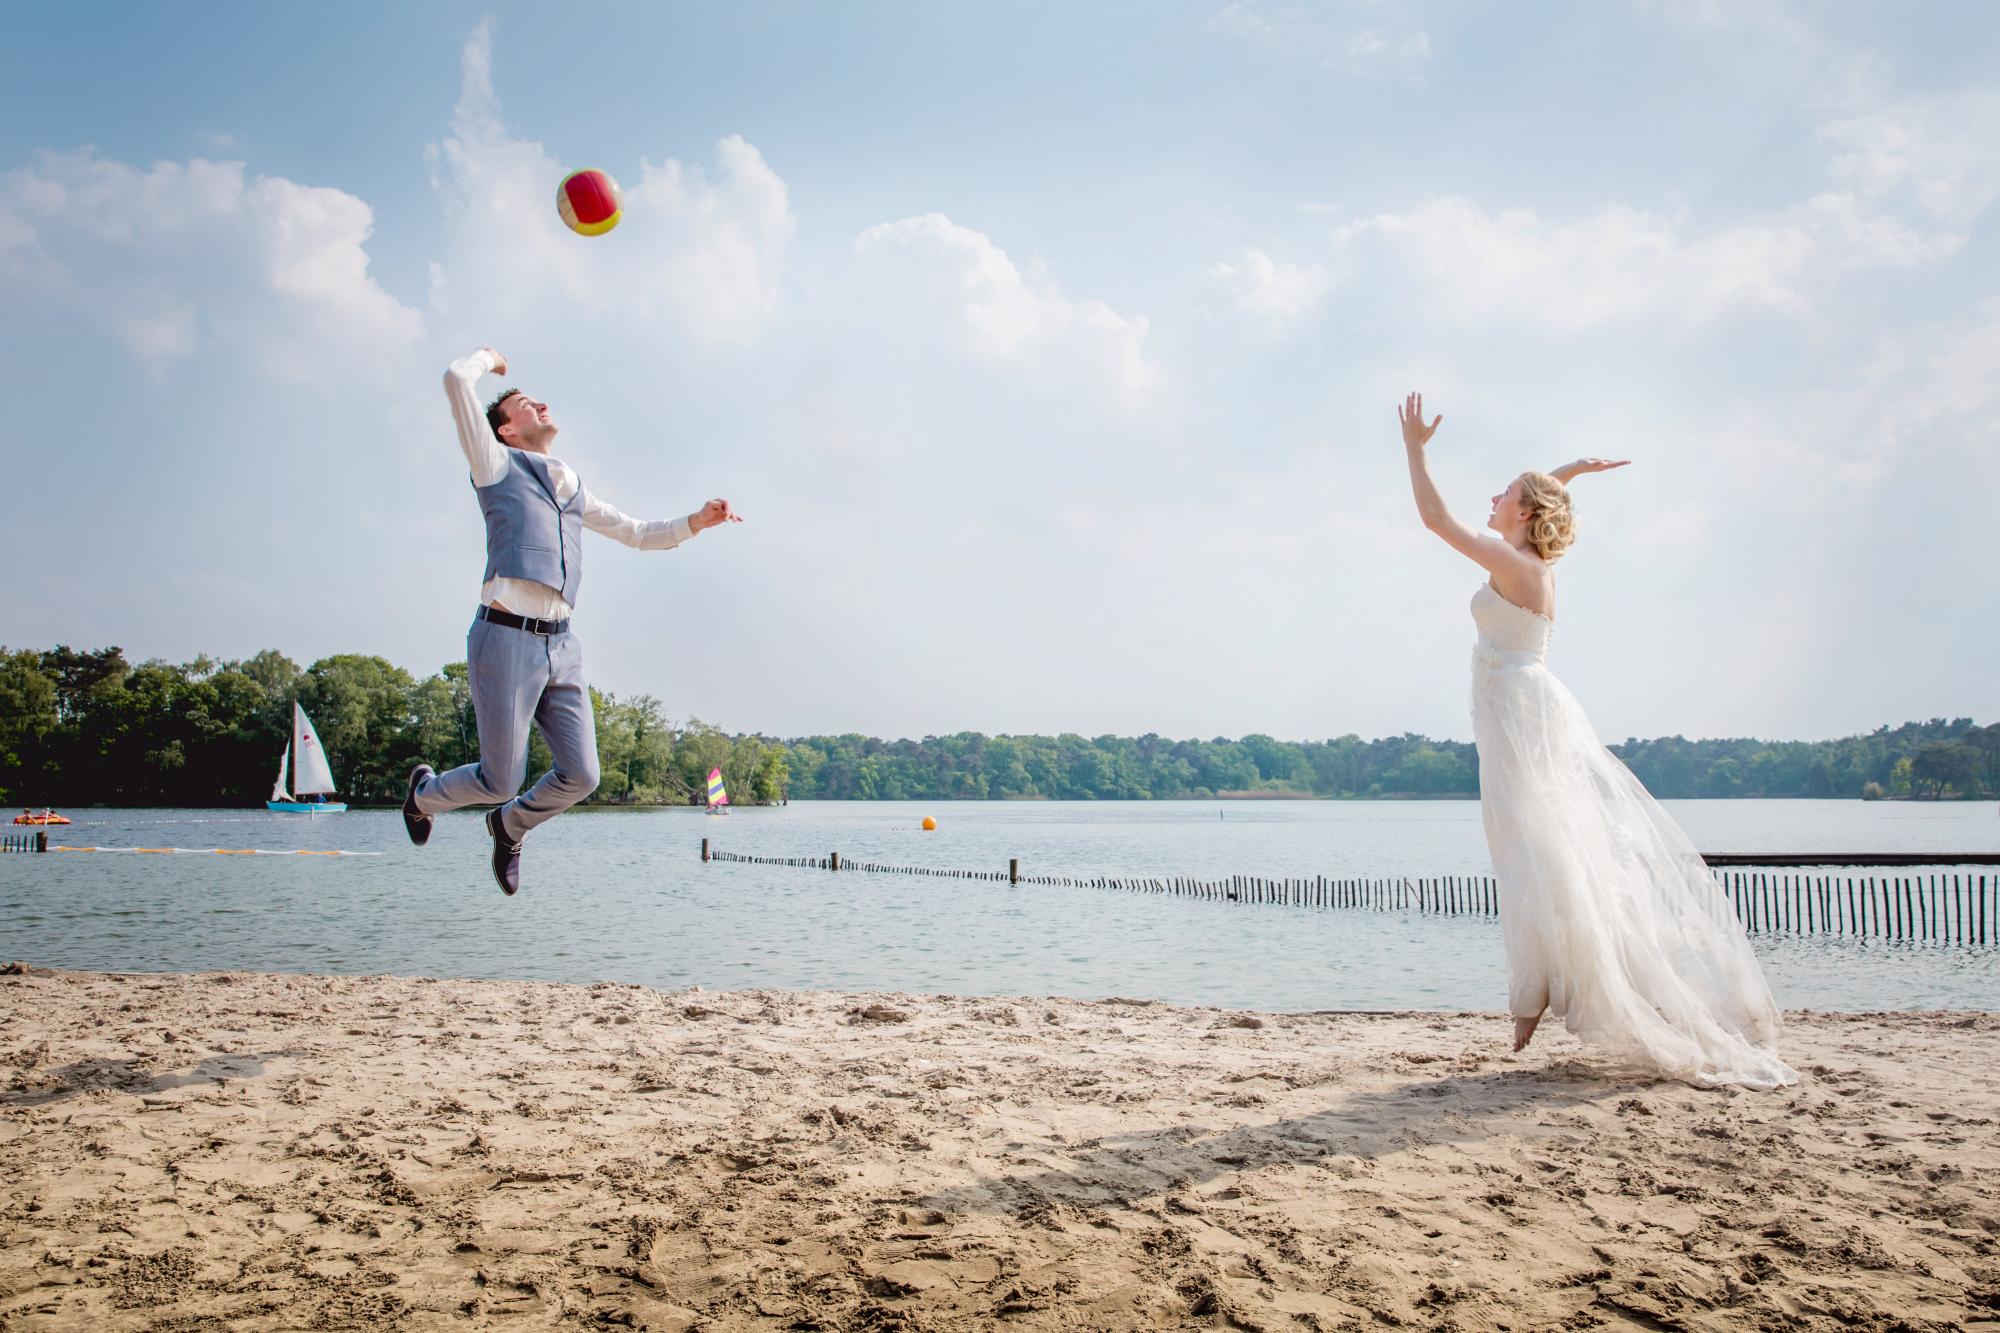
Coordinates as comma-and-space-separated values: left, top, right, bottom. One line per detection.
1, 645, 1993, 807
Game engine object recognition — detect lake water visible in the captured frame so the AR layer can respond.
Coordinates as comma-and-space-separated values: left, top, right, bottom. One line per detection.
4, 800, 1995, 1012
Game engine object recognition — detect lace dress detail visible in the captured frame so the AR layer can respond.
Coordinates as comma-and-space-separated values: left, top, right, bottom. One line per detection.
1470, 584, 1797, 1089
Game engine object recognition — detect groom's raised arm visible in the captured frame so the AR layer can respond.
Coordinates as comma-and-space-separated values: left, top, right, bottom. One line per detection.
444, 346, 510, 488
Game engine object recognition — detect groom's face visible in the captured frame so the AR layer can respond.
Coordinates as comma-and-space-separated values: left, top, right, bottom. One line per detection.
497, 394, 558, 450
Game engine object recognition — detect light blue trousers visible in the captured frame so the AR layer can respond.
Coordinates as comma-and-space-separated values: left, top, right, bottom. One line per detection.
413, 617, 599, 841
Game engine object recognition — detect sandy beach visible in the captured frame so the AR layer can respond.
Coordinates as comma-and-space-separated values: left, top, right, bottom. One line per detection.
1, 969, 1995, 1330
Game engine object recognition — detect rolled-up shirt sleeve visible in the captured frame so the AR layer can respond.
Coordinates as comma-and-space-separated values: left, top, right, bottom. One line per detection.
580, 487, 696, 550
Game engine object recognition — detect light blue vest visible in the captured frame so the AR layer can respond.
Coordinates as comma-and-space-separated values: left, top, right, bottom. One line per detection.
474, 450, 584, 609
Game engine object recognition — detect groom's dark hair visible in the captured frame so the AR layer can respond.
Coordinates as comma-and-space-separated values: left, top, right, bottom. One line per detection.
485, 388, 524, 442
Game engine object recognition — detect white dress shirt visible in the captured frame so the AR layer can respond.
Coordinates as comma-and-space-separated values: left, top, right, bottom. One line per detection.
444, 348, 697, 619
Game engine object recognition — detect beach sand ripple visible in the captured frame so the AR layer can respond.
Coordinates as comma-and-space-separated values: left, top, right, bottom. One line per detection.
2, 969, 1996, 1330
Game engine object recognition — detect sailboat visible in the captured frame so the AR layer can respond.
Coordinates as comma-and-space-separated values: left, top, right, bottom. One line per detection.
705, 767, 730, 816
267, 703, 348, 814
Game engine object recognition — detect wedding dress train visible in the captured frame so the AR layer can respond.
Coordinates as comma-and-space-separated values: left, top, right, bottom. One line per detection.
1469, 583, 1797, 1089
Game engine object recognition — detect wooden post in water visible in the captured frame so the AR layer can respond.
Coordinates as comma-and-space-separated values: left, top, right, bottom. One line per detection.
830, 851, 840, 872
701, 837, 710, 863
36, 831, 48, 853
1009, 858, 1019, 885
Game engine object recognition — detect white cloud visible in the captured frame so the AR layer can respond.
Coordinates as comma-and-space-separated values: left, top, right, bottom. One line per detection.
1699, 300, 2000, 506
1337, 29, 1431, 79
1819, 94, 2000, 230
853, 212, 1161, 405
1207, 2, 1285, 41
1209, 249, 1332, 329
1211, 3, 1430, 82
0, 149, 421, 378
1211, 0, 1999, 337
428, 18, 793, 344
1231, 157, 1966, 334
1323, 196, 1821, 328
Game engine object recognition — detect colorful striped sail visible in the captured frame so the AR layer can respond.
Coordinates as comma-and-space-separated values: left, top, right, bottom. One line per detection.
706, 768, 729, 808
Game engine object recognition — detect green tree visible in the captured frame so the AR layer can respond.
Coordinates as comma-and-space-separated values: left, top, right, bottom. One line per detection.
1912, 741, 1984, 798
0, 650, 57, 802
752, 743, 791, 803
298, 655, 421, 802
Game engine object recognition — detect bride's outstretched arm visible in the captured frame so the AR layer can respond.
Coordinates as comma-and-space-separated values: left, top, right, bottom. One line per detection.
1400, 392, 1532, 577
1549, 457, 1631, 484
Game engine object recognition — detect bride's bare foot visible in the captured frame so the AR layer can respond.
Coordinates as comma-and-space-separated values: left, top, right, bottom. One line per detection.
1512, 1014, 1543, 1052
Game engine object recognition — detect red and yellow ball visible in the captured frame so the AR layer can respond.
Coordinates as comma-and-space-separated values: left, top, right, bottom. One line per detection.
557, 169, 623, 237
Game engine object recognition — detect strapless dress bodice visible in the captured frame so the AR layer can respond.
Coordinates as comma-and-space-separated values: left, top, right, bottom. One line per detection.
1471, 583, 1552, 670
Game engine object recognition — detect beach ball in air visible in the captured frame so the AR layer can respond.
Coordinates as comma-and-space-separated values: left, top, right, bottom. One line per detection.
557, 169, 623, 236
921, 816, 937, 831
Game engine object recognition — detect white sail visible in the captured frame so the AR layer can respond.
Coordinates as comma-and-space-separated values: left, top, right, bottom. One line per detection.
271, 746, 292, 803
291, 703, 337, 796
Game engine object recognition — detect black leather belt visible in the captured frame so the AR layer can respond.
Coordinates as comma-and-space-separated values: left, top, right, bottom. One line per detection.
477, 605, 569, 636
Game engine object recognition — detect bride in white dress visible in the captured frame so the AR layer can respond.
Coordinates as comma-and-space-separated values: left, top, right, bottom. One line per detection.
1398, 392, 1796, 1090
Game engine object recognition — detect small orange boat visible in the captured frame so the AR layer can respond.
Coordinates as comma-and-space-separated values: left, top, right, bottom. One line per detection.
13, 810, 71, 826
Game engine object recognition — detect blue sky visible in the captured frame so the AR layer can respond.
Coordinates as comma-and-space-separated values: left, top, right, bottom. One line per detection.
4, 2, 1996, 744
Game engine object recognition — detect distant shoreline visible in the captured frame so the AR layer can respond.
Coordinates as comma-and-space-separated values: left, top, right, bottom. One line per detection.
18, 792, 1997, 811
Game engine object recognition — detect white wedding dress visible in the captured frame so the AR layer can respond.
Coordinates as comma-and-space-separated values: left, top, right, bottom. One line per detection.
1469, 583, 1797, 1089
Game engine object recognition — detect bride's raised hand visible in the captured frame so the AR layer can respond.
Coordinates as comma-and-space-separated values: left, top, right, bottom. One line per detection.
1548, 456, 1632, 484
1398, 391, 1442, 450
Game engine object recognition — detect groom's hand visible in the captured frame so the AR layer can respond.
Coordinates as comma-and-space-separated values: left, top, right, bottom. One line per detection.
482, 346, 509, 377
691, 498, 743, 532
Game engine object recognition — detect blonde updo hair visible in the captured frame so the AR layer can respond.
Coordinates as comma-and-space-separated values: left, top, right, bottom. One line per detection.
1516, 471, 1576, 562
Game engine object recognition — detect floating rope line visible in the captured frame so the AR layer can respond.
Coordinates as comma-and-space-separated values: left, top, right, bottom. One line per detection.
50, 846, 382, 857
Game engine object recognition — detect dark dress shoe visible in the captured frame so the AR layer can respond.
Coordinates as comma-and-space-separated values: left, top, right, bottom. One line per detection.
486, 808, 522, 896
403, 765, 436, 847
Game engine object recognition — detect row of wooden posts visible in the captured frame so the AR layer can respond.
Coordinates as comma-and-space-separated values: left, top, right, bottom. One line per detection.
699, 839, 1995, 944
1717, 868, 1992, 944
0, 832, 48, 853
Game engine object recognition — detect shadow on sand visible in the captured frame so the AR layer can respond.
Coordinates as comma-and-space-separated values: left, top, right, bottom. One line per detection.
3, 1052, 275, 1108
926, 1062, 1658, 1217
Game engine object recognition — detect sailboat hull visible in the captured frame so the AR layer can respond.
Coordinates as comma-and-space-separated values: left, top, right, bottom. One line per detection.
266, 801, 348, 814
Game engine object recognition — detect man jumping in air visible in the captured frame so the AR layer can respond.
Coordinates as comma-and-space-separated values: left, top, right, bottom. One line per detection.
403, 346, 740, 893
